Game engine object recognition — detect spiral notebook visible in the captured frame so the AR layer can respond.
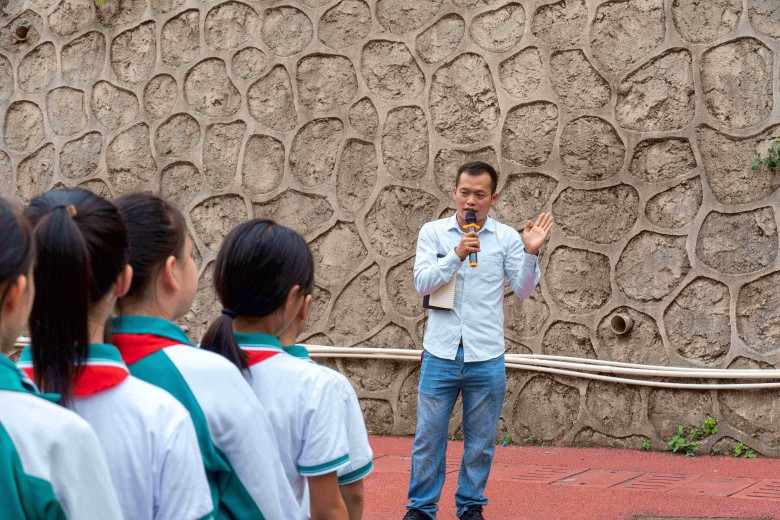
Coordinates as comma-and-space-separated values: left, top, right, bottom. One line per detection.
422, 255, 457, 311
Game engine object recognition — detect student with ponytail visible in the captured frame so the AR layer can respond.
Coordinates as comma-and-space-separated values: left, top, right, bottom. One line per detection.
278, 310, 374, 520
111, 193, 302, 520
19, 188, 213, 520
201, 220, 350, 520
0, 197, 123, 519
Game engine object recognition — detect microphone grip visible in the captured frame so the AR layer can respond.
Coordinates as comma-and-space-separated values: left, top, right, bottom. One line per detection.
469, 251, 478, 267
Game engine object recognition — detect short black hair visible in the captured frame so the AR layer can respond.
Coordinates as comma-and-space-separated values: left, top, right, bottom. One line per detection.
455, 161, 498, 194
200, 219, 314, 371
114, 193, 187, 303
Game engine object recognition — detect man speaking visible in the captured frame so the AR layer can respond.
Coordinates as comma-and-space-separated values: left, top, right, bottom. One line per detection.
405, 162, 554, 520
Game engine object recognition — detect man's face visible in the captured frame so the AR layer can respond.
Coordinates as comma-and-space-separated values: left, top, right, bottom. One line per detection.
452, 172, 499, 225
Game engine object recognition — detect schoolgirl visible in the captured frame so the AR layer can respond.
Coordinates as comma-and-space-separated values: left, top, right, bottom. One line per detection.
278, 315, 374, 520
18, 188, 213, 520
201, 219, 351, 520
111, 193, 302, 520
0, 197, 123, 519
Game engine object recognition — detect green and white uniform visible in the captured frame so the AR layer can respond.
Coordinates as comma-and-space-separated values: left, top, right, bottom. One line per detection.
111, 316, 303, 520
0, 354, 123, 519
235, 333, 350, 518
19, 345, 213, 520
284, 345, 374, 486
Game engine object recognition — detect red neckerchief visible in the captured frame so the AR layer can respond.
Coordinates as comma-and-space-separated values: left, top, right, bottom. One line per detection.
18, 344, 129, 397
111, 333, 180, 365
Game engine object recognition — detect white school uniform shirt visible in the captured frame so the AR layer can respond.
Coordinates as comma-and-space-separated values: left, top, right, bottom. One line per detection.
111, 316, 304, 520
285, 345, 374, 486
19, 344, 214, 520
0, 355, 124, 519
235, 333, 350, 515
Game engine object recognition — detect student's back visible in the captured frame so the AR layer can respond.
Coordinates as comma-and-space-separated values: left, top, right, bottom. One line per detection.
201, 219, 351, 519
112, 194, 302, 520
22, 189, 212, 520
232, 333, 349, 505
0, 196, 122, 520
112, 317, 301, 520
0, 358, 124, 519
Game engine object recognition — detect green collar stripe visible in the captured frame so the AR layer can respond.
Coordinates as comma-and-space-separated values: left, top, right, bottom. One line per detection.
111, 316, 192, 346
0, 356, 32, 394
233, 332, 281, 349
19, 344, 126, 367
338, 461, 374, 485
281, 345, 310, 360
297, 453, 350, 475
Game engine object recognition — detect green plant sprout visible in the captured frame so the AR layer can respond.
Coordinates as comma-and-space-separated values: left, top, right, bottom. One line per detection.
702, 416, 718, 435
734, 442, 757, 459
752, 136, 780, 171
528, 434, 538, 443
641, 440, 650, 451
667, 425, 700, 457
665, 417, 719, 457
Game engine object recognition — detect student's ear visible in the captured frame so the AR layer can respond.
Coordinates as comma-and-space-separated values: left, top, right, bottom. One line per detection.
114, 264, 133, 298
161, 255, 179, 293
299, 293, 311, 323
2, 275, 27, 315
491, 190, 499, 206
284, 284, 301, 314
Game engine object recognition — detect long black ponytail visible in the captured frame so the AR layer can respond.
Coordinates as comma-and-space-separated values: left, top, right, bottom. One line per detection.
200, 220, 314, 371
24, 189, 128, 403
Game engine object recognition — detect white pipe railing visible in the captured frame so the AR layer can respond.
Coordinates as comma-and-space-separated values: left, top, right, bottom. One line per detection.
302, 345, 780, 390
15, 337, 780, 390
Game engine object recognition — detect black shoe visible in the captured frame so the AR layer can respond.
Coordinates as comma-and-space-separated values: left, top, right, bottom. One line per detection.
460, 505, 484, 520
403, 509, 430, 520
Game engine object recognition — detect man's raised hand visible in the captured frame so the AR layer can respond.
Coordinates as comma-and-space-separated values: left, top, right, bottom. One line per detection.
521, 212, 554, 254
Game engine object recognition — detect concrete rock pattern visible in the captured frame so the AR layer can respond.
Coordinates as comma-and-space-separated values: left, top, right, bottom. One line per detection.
701, 38, 773, 129
1, 0, 779, 455
553, 185, 639, 244
430, 53, 499, 145
498, 47, 542, 99
616, 232, 690, 301
416, 14, 464, 64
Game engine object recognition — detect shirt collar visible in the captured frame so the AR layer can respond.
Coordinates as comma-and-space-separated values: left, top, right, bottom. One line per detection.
19, 343, 127, 367
17, 344, 128, 399
446, 213, 496, 233
0, 354, 38, 394
235, 334, 311, 359
111, 316, 192, 346
281, 344, 310, 360
233, 332, 282, 351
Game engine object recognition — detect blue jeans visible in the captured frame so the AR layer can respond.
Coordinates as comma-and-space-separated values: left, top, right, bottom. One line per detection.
407, 346, 506, 518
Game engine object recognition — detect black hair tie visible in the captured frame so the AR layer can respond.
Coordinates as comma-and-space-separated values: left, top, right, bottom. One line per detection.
221, 308, 237, 319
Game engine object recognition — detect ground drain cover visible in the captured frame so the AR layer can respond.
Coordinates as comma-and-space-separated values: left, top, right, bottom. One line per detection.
553, 469, 641, 488
614, 473, 701, 492
489, 463, 586, 484
732, 479, 780, 501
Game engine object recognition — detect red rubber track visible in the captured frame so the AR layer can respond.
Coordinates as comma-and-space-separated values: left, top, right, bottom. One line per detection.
364, 436, 780, 520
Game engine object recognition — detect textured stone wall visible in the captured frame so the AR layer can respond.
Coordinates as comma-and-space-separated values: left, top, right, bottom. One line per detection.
2, 0, 780, 455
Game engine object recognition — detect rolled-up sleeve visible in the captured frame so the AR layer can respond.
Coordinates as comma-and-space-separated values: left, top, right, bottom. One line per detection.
413, 223, 462, 296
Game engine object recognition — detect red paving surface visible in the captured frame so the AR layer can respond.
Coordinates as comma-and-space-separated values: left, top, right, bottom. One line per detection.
365, 436, 780, 520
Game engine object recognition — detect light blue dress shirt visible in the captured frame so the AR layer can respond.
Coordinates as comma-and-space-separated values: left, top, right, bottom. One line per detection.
413, 214, 541, 362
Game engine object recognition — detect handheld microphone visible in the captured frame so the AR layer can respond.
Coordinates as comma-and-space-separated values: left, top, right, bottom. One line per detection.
464, 211, 479, 267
